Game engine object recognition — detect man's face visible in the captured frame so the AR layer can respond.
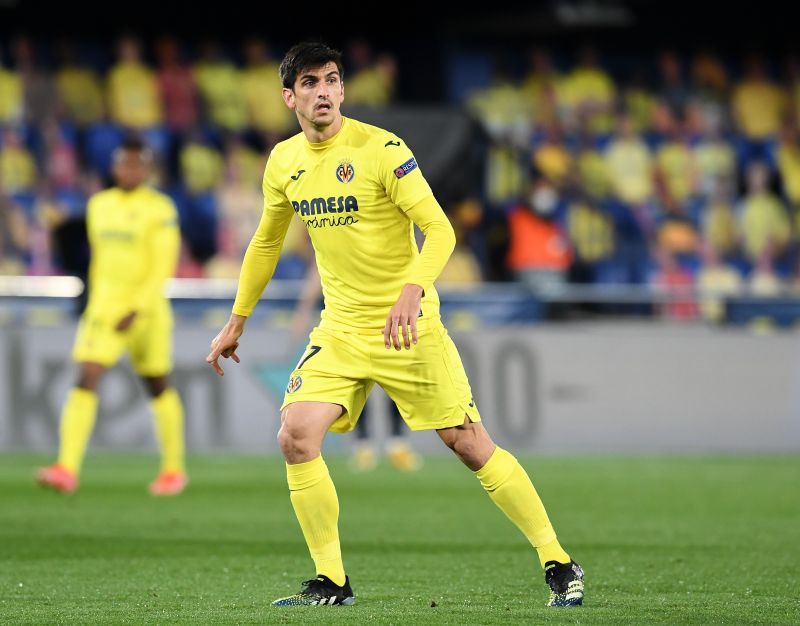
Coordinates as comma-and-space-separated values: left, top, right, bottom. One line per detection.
112, 150, 149, 190
283, 62, 344, 129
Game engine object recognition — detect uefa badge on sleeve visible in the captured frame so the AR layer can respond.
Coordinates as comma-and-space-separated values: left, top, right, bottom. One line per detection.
394, 157, 418, 179
286, 375, 303, 394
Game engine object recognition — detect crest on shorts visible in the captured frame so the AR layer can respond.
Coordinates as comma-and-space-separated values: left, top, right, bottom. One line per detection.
286, 375, 303, 393
336, 159, 355, 183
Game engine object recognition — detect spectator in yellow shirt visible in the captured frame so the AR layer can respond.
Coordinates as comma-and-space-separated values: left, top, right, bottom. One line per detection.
701, 177, 741, 258
777, 123, 800, 208
692, 108, 736, 197
107, 36, 163, 129
739, 161, 791, 263
732, 55, 786, 141
604, 113, 653, 206
211, 138, 265, 278
521, 48, 564, 129
622, 67, 656, 133
654, 108, 697, 207
573, 130, 611, 200
55, 42, 104, 127
242, 39, 294, 135
346, 54, 397, 108
194, 42, 248, 133
567, 197, 615, 268
0, 127, 37, 195
563, 46, 616, 135
467, 60, 529, 143
691, 50, 729, 127
532, 123, 572, 187
439, 199, 484, 288
344, 41, 397, 108
180, 136, 223, 195
0, 51, 23, 125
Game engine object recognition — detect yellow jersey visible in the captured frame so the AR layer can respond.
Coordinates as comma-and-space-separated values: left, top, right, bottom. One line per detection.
85, 186, 180, 322
107, 62, 163, 128
233, 116, 453, 332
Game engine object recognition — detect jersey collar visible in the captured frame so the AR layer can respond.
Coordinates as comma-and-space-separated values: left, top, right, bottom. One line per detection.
305, 116, 348, 152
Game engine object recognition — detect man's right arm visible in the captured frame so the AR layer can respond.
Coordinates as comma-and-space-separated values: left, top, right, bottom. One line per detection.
230, 197, 294, 317
207, 157, 294, 375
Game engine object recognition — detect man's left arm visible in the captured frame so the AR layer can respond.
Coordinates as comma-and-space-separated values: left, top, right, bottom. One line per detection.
378, 137, 455, 349
404, 196, 457, 295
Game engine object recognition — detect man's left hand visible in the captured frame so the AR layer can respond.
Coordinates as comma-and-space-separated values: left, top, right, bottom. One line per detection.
383, 283, 424, 350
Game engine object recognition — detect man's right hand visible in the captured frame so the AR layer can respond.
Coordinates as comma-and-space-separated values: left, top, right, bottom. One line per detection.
206, 314, 246, 376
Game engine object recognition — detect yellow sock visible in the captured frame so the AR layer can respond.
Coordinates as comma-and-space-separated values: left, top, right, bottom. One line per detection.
151, 388, 185, 474
476, 447, 571, 567
57, 388, 99, 475
286, 456, 346, 586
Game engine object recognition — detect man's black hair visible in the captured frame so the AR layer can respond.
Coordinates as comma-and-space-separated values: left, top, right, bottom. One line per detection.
114, 135, 152, 162
119, 136, 147, 153
279, 41, 344, 89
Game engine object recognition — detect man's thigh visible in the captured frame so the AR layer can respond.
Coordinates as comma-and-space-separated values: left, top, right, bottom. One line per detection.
281, 326, 374, 434
128, 311, 174, 377
372, 323, 481, 431
72, 315, 126, 368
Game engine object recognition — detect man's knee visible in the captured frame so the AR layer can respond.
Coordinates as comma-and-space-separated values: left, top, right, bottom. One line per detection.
277, 418, 309, 458
277, 406, 319, 460
142, 376, 169, 398
76, 363, 105, 391
438, 418, 495, 470
277, 402, 343, 462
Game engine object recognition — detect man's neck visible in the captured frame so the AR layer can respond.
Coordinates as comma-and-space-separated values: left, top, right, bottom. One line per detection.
302, 115, 344, 144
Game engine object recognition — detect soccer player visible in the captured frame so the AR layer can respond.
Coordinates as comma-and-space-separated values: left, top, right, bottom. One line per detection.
36, 137, 187, 496
206, 42, 584, 607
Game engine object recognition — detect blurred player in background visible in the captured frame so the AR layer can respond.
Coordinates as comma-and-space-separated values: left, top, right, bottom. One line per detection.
207, 42, 583, 607
36, 137, 187, 496
290, 262, 422, 473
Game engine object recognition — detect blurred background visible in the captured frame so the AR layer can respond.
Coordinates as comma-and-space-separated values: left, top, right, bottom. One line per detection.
1, 0, 799, 455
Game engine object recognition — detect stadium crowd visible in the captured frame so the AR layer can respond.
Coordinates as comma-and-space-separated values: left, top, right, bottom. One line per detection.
2, 36, 800, 320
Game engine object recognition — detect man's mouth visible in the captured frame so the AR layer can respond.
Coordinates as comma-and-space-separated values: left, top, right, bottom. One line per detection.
315, 102, 331, 112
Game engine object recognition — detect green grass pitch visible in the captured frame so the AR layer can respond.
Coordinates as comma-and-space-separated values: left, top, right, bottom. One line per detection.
1, 454, 798, 624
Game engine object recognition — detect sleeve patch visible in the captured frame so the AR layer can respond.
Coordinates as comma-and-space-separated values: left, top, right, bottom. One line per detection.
394, 157, 418, 179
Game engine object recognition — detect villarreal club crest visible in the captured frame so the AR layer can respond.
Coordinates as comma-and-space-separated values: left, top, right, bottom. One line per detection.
286, 375, 303, 394
336, 159, 355, 183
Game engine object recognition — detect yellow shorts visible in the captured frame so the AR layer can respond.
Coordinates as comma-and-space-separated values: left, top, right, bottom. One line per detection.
72, 306, 174, 376
281, 321, 481, 433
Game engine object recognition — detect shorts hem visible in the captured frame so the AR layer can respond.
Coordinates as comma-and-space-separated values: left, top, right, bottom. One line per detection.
72, 353, 120, 368
132, 365, 172, 378
406, 402, 482, 432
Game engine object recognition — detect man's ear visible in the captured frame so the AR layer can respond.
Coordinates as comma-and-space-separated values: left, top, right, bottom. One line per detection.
282, 87, 295, 109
